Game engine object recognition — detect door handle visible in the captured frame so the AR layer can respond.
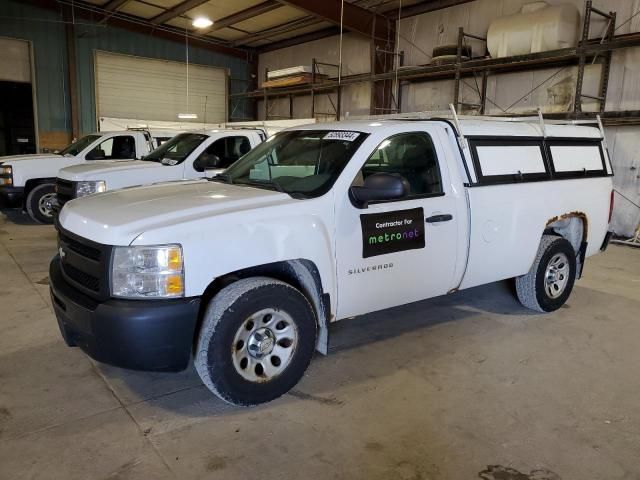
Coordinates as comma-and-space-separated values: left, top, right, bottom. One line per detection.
426, 214, 453, 223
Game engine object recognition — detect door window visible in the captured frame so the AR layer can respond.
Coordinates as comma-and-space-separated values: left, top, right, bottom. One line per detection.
195, 136, 251, 171
87, 135, 136, 160
357, 132, 443, 198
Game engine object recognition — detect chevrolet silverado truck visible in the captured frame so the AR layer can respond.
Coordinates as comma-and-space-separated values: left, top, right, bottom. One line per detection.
54, 129, 265, 212
49, 117, 614, 406
0, 129, 176, 223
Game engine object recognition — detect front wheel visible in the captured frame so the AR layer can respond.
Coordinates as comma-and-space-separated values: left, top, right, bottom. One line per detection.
26, 183, 56, 224
195, 277, 317, 406
516, 235, 577, 312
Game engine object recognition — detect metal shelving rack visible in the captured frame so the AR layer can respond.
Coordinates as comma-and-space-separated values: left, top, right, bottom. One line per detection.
255, 58, 342, 121
229, 1, 640, 124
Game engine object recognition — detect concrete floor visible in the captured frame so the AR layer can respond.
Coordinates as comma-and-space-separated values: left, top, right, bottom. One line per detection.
0, 209, 639, 480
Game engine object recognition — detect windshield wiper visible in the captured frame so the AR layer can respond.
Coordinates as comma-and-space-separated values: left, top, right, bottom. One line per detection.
240, 178, 285, 193
212, 173, 234, 184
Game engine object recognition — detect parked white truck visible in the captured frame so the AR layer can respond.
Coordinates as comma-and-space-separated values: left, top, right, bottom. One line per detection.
0, 129, 176, 223
54, 129, 266, 212
49, 117, 614, 406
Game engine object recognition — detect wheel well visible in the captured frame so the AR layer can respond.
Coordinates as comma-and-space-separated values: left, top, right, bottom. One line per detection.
194, 259, 330, 355
24, 178, 56, 201
545, 213, 587, 253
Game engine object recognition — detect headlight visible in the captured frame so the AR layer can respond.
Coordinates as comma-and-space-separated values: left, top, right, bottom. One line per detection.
111, 244, 184, 299
75, 180, 106, 198
0, 165, 12, 186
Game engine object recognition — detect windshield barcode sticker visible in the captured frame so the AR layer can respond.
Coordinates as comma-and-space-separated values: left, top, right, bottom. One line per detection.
324, 131, 360, 142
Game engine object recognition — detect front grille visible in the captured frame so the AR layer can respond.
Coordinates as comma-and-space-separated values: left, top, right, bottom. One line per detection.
59, 231, 101, 261
61, 262, 100, 292
55, 179, 76, 208
57, 227, 112, 301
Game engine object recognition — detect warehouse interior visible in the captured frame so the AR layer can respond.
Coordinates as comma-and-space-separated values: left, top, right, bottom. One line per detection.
1, 0, 639, 478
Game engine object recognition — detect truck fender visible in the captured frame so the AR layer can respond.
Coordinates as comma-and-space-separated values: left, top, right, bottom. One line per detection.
24, 178, 57, 207
545, 212, 588, 278
196, 259, 331, 355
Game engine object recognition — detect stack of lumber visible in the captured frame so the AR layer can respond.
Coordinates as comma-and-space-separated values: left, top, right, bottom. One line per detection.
261, 66, 328, 89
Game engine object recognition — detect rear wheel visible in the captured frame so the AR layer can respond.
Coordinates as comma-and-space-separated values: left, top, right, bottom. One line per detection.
26, 183, 56, 224
516, 235, 577, 312
195, 277, 317, 406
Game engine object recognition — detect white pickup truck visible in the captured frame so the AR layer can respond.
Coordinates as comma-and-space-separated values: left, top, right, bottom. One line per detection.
0, 129, 176, 223
54, 129, 265, 212
49, 117, 614, 406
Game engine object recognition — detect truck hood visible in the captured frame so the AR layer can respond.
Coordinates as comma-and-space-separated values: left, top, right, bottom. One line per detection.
59, 180, 291, 245
0, 153, 59, 163
58, 160, 163, 181
1, 154, 63, 166
2, 154, 82, 186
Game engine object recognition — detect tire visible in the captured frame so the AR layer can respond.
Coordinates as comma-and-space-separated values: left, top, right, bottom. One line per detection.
195, 277, 317, 406
431, 54, 470, 66
516, 235, 577, 312
432, 44, 472, 59
26, 183, 56, 224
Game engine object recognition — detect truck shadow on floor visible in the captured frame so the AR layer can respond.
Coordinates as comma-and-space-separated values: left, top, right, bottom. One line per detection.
328, 279, 529, 353
96, 279, 535, 413
0, 209, 39, 225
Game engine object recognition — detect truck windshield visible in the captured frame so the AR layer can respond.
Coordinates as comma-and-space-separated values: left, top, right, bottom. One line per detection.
143, 133, 208, 165
59, 135, 101, 157
218, 130, 368, 198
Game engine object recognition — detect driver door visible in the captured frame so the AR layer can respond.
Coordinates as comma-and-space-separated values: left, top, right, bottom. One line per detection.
192, 136, 251, 178
85, 135, 136, 160
335, 129, 460, 319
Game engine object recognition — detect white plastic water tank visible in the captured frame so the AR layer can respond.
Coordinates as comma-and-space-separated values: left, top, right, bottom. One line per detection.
487, 2, 580, 58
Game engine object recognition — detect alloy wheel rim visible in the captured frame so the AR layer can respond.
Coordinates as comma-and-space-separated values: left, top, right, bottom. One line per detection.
231, 308, 298, 383
544, 252, 570, 299
38, 193, 55, 217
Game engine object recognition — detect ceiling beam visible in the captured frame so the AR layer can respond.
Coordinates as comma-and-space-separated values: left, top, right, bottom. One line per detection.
233, 17, 323, 46
258, 26, 341, 52
103, 0, 130, 11
274, 0, 393, 42
25, 0, 253, 59
198, 0, 282, 34
150, 0, 210, 24
398, 0, 475, 19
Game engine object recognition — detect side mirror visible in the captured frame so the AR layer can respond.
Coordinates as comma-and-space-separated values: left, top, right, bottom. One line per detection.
194, 154, 221, 172
349, 172, 409, 208
86, 148, 106, 160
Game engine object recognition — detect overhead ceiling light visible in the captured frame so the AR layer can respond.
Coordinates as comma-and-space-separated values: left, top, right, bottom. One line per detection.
192, 17, 213, 29
178, 113, 198, 119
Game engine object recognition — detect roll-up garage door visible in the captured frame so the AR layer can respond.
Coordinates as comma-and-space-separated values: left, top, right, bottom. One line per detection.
95, 51, 227, 124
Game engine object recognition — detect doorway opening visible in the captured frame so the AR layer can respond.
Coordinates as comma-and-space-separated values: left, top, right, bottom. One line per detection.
0, 81, 36, 156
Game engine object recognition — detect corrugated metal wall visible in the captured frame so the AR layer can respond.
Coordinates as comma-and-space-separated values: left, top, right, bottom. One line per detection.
257, 33, 372, 120
0, 0, 252, 150
73, 17, 251, 135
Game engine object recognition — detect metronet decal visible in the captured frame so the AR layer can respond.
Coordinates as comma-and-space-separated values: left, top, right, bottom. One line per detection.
360, 208, 425, 258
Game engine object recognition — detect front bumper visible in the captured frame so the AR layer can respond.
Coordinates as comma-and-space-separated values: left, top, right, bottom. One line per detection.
49, 255, 200, 372
0, 186, 24, 208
